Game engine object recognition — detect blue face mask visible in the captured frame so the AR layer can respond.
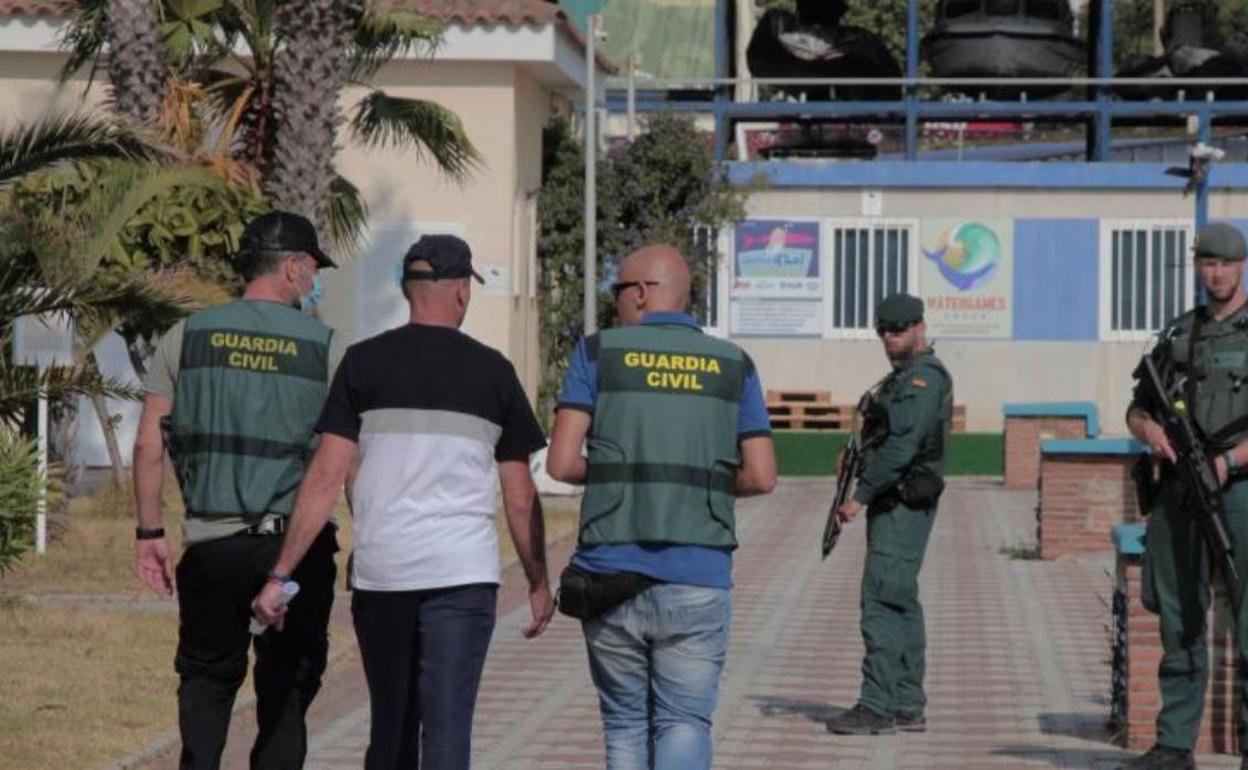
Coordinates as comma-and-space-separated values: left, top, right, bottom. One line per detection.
300, 273, 324, 312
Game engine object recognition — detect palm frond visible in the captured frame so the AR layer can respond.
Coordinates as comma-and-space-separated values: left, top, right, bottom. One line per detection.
0, 264, 188, 339
0, 113, 161, 187
57, 0, 110, 84
350, 91, 480, 183
0, 365, 145, 427
327, 173, 368, 259
346, 5, 441, 82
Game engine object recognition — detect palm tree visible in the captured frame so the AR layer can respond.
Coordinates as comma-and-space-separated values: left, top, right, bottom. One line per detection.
0, 113, 187, 485
60, 0, 480, 248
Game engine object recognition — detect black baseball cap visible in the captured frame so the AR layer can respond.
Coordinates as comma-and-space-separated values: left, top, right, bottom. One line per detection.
239, 211, 335, 268
402, 235, 484, 284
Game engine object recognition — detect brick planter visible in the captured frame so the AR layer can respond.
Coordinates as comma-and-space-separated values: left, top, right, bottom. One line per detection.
1003, 402, 1099, 489
1037, 438, 1144, 559
1112, 523, 1238, 754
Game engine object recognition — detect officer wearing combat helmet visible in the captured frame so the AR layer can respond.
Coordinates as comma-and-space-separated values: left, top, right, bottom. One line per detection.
1124, 223, 1248, 770
826, 292, 953, 737
131, 211, 342, 769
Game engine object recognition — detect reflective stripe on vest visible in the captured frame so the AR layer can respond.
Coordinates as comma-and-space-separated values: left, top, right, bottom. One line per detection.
579, 324, 747, 548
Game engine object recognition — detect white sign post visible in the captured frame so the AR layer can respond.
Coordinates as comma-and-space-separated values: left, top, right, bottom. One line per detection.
12, 310, 75, 556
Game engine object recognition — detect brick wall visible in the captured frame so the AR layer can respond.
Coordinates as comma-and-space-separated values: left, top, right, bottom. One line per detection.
1114, 555, 1237, 753
1038, 454, 1140, 559
1004, 416, 1089, 489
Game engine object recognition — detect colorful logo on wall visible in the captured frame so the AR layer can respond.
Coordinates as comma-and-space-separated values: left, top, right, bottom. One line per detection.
922, 221, 1002, 291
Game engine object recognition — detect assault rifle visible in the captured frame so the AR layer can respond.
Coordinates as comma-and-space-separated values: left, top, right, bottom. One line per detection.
1133, 354, 1239, 584
821, 434, 863, 559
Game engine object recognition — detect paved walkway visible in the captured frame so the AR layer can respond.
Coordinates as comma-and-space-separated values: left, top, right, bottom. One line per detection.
162, 479, 1242, 768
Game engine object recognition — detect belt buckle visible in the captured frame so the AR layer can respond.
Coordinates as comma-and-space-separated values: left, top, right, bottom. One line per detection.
249, 516, 282, 536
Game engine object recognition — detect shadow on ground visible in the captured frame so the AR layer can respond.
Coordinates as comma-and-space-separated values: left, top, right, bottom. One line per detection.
749, 695, 845, 724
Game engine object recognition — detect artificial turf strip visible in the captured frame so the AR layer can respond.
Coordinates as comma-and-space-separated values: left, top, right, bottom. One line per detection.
772, 431, 1004, 477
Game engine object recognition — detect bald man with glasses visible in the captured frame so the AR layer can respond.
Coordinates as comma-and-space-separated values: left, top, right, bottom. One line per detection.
548, 244, 776, 770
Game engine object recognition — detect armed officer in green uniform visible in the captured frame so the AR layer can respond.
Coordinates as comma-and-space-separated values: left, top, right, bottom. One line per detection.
826, 293, 953, 737
1123, 223, 1248, 770
131, 211, 342, 769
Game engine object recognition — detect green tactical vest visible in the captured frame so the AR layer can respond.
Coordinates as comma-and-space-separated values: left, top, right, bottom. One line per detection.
866, 350, 953, 479
579, 323, 749, 548
1157, 304, 1248, 449
165, 300, 332, 520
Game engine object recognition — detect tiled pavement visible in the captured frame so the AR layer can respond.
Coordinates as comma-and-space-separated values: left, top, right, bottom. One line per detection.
183, 479, 1243, 768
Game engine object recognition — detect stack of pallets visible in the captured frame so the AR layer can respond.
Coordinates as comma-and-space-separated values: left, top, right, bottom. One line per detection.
767, 390, 969, 433
766, 390, 856, 431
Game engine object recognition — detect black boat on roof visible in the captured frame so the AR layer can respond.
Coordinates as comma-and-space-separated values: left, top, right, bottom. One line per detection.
1115, 5, 1248, 102
923, 0, 1084, 97
746, 0, 901, 102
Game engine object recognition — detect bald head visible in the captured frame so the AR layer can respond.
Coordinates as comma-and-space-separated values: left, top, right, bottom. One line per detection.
627, 245, 689, 305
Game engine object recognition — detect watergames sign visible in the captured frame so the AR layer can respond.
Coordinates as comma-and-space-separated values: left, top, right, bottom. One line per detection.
919, 219, 1013, 339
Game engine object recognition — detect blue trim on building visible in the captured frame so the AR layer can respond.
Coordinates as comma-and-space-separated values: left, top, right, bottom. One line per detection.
727, 160, 1248, 189
1113, 522, 1146, 556
1003, 402, 1100, 437
1013, 219, 1100, 341
1041, 438, 1148, 455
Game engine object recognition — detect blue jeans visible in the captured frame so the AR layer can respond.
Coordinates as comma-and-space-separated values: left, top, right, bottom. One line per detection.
583, 583, 731, 770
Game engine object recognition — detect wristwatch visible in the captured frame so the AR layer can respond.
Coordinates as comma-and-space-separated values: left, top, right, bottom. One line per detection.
135, 527, 165, 540
266, 568, 291, 584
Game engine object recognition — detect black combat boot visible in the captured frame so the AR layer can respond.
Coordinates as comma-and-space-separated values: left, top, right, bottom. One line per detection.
1118, 744, 1196, 769
825, 704, 896, 735
893, 711, 926, 733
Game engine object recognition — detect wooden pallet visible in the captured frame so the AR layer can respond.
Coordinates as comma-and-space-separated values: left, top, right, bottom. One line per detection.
767, 393, 968, 433
767, 402, 856, 431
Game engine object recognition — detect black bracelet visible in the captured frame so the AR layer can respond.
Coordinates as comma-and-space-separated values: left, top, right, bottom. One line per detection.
266, 568, 291, 583
135, 527, 166, 540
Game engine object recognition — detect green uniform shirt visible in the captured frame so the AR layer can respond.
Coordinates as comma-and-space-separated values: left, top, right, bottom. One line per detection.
854, 349, 953, 506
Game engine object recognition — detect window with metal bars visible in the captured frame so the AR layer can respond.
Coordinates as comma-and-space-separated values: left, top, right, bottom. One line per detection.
828, 222, 917, 337
1100, 221, 1194, 340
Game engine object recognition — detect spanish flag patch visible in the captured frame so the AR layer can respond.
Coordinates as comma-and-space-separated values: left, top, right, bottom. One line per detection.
912, 376, 928, 389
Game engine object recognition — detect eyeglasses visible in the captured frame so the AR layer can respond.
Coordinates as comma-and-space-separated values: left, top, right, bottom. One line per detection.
611, 280, 659, 299
875, 321, 917, 337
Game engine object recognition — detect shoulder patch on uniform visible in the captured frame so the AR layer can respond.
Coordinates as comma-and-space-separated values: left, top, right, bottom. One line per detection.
912, 376, 928, 389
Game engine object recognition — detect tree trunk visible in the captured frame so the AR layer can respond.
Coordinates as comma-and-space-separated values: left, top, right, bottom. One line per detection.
105, 0, 169, 128
265, 0, 361, 234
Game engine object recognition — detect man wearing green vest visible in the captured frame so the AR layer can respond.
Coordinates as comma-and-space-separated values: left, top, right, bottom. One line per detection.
826, 293, 953, 737
131, 211, 342, 769
547, 244, 777, 770
1122, 223, 1248, 770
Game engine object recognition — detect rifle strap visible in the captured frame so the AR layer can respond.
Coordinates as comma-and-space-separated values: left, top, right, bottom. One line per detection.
1184, 308, 1205, 414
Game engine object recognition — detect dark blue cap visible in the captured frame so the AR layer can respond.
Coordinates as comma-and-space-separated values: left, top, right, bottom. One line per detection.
402, 235, 483, 284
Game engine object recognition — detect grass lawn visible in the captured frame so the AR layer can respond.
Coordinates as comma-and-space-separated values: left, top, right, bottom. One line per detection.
773, 431, 1005, 477
0, 479, 581, 770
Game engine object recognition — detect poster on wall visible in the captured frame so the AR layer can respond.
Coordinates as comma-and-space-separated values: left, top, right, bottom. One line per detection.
918, 219, 1013, 339
730, 219, 821, 336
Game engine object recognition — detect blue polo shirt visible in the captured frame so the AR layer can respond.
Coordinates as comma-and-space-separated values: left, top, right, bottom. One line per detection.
556, 312, 771, 589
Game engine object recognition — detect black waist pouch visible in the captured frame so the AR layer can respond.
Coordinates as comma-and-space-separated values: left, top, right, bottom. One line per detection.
557, 563, 657, 621
898, 473, 945, 508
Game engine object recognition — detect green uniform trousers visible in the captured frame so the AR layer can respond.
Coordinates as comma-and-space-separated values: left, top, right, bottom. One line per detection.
858, 500, 937, 717
1142, 478, 1248, 751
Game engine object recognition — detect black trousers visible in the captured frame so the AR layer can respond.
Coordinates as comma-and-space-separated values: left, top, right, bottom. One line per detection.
175, 525, 338, 770
352, 584, 497, 770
